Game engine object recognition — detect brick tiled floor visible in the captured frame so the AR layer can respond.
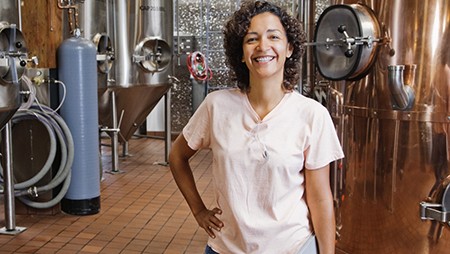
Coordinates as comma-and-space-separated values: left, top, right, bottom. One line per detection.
0, 136, 213, 254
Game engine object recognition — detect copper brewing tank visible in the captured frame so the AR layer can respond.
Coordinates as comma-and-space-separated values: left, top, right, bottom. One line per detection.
315, 0, 450, 253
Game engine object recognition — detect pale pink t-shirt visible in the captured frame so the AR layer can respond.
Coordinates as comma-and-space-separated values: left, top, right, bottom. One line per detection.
183, 88, 344, 254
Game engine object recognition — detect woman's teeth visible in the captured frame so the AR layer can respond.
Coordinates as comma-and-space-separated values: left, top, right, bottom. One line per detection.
255, 56, 274, 62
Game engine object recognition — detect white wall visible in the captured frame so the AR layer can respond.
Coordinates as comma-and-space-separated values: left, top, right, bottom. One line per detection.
146, 99, 165, 132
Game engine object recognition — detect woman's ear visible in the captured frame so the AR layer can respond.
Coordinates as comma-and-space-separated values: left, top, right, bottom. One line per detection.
287, 43, 294, 58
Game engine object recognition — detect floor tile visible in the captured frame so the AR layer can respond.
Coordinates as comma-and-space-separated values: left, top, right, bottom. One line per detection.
0, 137, 212, 253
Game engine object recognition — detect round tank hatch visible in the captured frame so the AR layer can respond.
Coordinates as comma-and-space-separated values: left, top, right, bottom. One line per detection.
314, 4, 381, 80
93, 33, 114, 74
0, 24, 28, 84
134, 38, 171, 73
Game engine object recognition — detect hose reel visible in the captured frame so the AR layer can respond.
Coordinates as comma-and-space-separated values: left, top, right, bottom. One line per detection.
0, 105, 74, 209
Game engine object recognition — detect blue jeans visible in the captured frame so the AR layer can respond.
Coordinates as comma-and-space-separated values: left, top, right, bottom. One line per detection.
204, 235, 318, 254
205, 245, 219, 254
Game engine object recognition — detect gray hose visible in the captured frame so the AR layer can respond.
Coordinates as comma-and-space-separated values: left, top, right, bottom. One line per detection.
18, 106, 74, 193
9, 110, 58, 189
1, 104, 74, 209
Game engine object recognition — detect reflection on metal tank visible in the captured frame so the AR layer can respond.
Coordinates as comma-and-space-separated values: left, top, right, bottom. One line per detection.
79, 0, 114, 86
0, 1, 19, 25
321, 0, 450, 253
98, 0, 173, 142
0, 1, 26, 130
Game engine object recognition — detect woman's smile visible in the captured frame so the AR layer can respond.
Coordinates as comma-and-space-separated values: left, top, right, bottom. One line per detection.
254, 56, 275, 63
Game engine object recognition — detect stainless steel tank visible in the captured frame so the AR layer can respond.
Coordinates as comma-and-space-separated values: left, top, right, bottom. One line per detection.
312, 0, 450, 253
0, 1, 20, 26
0, 1, 27, 130
98, 0, 173, 142
79, 0, 114, 87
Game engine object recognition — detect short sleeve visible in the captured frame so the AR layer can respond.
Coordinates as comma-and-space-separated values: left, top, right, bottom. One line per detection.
304, 105, 344, 169
182, 97, 211, 150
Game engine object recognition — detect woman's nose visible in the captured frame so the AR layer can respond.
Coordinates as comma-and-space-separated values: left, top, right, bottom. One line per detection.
257, 38, 269, 51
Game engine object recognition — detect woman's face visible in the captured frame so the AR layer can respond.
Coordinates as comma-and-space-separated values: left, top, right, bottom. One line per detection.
242, 12, 293, 84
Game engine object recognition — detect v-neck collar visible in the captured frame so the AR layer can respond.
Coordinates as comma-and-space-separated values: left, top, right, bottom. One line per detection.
243, 91, 290, 122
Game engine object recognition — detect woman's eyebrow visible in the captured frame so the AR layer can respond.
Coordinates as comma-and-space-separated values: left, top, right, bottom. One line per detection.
245, 29, 282, 35
245, 31, 258, 36
267, 28, 282, 33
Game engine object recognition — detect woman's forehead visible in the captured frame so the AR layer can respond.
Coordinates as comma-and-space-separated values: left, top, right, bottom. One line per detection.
247, 12, 284, 33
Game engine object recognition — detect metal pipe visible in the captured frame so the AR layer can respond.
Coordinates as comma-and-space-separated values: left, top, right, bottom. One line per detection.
114, 0, 131, 86
101, 89, 125, 174
110, 90, 120, 173
372, 117, 379, 201
17, 0, 22, 30
390, 118, 400, 212
154, 87, 172, 167
299, 0, 314, 94
0, 122, 26, 235
175, 0, 180, 66
363, 117, 371, 200
122, 141, 129, 157
3, 122, 15, 230
387, 65, 416, 110
57, 0, 80, 34
164, 88, 172, 165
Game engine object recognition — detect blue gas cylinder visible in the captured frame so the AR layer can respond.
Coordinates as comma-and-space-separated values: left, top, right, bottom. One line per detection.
57, 35, 100, 215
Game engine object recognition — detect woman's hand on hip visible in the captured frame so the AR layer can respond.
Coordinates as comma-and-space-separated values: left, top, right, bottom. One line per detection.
194, 207, 224, 239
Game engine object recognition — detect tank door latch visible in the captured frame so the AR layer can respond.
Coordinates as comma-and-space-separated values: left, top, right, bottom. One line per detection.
420, 202, 450, 223
420, 176, 450, 223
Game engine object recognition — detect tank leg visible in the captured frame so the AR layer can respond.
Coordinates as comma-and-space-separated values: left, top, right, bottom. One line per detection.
0, 122, 26, 235
105, 90, 125, 174
155, 88, 171, 166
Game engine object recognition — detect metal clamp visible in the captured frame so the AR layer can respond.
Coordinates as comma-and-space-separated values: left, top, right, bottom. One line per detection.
420, 201, 450, 223
100, 109, 124, 134
420, 175, 450, 224
132, 50, 162, 63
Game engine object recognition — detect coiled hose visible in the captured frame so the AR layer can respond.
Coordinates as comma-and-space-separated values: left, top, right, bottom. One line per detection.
187, 51, 213, 81
1, 104, 74, 209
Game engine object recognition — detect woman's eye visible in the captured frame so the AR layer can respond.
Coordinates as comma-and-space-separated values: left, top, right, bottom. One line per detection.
246, 38, 257, 43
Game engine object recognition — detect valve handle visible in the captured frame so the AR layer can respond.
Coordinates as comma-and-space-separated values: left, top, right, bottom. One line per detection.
338, 25, 347, 33
345, 49, 354, 58
338, 25, 354, 58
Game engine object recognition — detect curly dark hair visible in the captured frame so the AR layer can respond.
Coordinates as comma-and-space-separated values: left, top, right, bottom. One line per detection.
223, 0, 306, 92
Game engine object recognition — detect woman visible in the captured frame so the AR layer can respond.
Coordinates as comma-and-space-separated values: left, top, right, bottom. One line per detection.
169, 1, 344, 253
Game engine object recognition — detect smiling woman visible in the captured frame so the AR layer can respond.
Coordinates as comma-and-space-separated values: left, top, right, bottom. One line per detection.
169, 1, 344, 254
223, 0, 305, 93
241, 12, 293, 93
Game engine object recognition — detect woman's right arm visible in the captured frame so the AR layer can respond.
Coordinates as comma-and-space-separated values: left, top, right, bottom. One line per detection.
169, 134, 223, 238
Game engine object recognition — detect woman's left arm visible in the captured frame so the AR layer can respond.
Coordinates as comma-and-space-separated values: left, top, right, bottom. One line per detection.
305, 165, 335, 254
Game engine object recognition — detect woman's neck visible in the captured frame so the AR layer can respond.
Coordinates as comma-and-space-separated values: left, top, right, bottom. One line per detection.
247, 80, 286, 120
